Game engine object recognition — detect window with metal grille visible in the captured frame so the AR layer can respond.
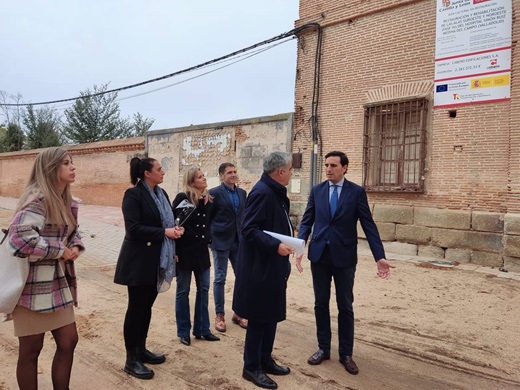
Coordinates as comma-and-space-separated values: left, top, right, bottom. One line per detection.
363, 99, 427, 192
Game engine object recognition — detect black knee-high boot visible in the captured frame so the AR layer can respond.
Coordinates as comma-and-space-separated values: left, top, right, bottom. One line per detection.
139, 339, 166, 365
124, 347, 154, 379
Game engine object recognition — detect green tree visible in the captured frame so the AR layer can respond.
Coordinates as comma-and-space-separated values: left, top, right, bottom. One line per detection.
23, 105, 62, 149
132, 112, 155, 136
63, 84, 133, 143
1, 123, 25, 152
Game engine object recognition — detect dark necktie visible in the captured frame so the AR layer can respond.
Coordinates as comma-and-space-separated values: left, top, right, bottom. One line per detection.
330, 184, 338, 216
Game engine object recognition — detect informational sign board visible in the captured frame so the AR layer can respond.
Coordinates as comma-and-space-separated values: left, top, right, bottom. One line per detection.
434, 0, 512, 107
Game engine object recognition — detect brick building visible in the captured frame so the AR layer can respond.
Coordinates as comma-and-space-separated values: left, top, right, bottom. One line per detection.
291, 0, 520, 270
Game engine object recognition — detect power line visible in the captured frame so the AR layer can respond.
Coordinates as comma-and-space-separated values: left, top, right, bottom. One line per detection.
47, 38, 294, 112
2, 26, 313, 107
110, 39, 293, 102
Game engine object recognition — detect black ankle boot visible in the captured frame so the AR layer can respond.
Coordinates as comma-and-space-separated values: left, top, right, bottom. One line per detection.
124, 347, 154, 379
140, 347, 166, 364
139, 340, 166, 364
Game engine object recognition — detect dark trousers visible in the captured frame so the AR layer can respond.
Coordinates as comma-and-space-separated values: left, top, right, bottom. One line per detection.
310, 247, 356, 356
243, 320, 277, 371
123, 285, 158, 349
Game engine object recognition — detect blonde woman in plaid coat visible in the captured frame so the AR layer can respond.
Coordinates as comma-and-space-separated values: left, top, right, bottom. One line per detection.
8, 147, 84, 390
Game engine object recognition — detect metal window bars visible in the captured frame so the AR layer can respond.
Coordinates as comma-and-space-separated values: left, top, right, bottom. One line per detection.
363, 99, 427, 192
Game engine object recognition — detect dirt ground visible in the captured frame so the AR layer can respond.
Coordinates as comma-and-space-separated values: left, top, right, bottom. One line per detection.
0, 205, 520, 390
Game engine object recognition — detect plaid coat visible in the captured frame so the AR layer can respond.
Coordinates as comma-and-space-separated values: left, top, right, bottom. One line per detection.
8, 196, 84, 313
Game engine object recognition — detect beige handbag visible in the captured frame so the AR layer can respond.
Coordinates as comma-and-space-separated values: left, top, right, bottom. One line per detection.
0, 229, 30, 317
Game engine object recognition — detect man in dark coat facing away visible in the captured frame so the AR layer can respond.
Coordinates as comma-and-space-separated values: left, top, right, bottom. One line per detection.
232, 151, 295, 390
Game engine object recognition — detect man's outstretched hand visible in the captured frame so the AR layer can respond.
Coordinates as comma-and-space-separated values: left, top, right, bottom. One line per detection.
376, 259, 395, 279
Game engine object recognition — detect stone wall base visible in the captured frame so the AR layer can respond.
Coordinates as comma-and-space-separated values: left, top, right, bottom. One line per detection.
368, 205, 520, 270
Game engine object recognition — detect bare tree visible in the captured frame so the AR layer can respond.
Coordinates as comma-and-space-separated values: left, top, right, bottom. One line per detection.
0, 91, 24, 127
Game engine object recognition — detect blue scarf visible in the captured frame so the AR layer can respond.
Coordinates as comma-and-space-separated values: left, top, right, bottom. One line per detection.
143, 181, 175, 293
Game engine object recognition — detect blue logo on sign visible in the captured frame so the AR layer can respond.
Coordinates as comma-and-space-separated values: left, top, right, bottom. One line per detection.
436, 84, 448, 93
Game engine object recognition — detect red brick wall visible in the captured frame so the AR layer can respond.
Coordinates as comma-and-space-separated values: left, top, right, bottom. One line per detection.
0, 138, 145, 207
293, 0, 520, 213
0, 113, 293, 209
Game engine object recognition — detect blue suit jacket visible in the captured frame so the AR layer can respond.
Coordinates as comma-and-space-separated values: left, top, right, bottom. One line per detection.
208, 183, 247, 251
298, 179, 385, 268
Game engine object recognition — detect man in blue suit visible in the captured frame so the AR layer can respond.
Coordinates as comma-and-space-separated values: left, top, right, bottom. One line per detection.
209, 163, 248, 333
296, 150, 395, 375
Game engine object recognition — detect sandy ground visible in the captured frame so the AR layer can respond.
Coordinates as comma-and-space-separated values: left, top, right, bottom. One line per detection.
0, 204, 520, 390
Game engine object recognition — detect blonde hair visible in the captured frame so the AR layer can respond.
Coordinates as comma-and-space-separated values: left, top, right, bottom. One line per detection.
182, 167, 213, 205
16, 147, 76, 228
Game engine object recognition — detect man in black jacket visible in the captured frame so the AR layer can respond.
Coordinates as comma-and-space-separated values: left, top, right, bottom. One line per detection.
233, 152, 295, 390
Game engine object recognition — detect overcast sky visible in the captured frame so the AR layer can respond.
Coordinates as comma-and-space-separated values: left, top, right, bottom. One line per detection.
1, 1, 300, 130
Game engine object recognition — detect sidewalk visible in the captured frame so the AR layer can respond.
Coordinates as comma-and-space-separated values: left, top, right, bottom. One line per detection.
0, 196, 125, 269
0, 196, 124, 227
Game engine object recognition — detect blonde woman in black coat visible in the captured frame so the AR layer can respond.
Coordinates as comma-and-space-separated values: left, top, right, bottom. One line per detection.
172, 167, 220, 346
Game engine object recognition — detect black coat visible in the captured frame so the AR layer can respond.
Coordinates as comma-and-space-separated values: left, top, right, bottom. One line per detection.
232, 173, 292, 322
172, 193, 212, 272
114, 181, 168, 286
208, 183, 247, 251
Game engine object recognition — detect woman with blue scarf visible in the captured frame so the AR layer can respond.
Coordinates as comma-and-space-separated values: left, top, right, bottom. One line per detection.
114, 157, 184, 380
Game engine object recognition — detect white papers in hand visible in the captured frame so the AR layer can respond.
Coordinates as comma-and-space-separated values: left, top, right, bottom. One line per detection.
263, 230, 305, 256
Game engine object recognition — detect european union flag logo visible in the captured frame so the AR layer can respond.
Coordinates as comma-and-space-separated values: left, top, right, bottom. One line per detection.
436, 84, 448, 93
